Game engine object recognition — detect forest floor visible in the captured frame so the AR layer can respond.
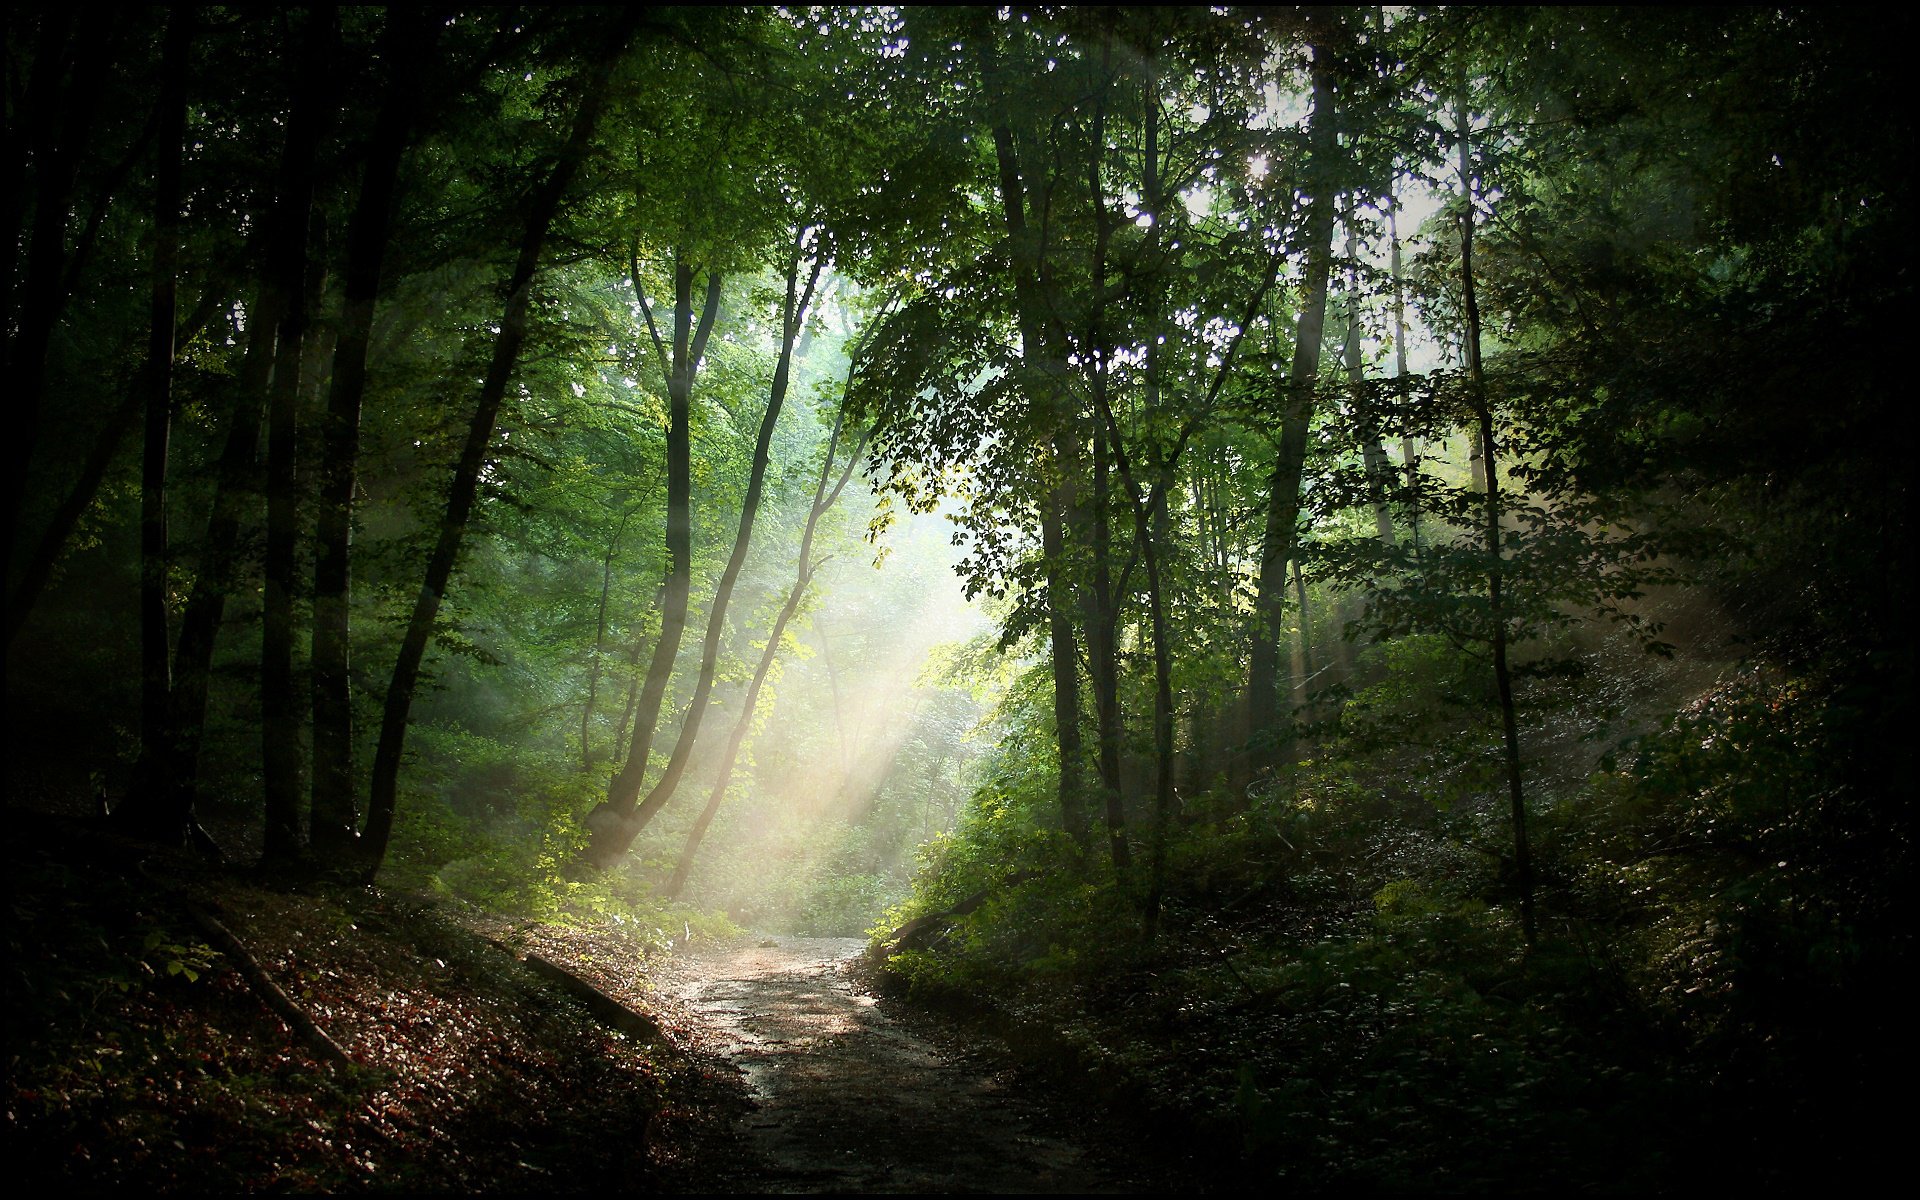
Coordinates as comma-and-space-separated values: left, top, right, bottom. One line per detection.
641, 935, 1158, 1193
6, 812, 1171, 1193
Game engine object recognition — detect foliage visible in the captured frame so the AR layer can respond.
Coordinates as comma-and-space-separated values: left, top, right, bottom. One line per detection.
6, 6, 1908, 1192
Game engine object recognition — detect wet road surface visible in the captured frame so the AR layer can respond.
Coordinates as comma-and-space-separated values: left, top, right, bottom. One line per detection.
655, 935, 1141, 1194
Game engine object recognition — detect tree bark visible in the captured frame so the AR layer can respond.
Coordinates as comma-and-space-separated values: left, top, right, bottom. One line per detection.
363, 16, 637, 877
310, 8, 436, 862
1248, 38, 1338, 779
1291, 559, 1314, 710
119, 10, 190, 843
975, 14, 1090, 851
587, 237, 823, 867
1456, 90, 1535, 947
4, 13, 110, 588
665, 408, 867, 899
582, 510, 636, 769
587, 258, 722, 856
166, 10, 336, 844
579, 259, 721, 860
260, 222, 325, 861
1081, 45, 1127, 876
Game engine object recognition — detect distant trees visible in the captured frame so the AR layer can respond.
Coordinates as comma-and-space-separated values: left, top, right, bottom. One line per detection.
6, 6, 1904, 950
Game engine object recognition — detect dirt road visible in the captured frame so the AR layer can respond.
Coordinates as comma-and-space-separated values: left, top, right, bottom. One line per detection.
653, 935, 1144, 1194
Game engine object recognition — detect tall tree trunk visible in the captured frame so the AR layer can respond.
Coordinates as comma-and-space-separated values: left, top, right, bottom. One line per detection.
4, 14, 110, 588
586, 238, 823, 867
1081, 43, 1129, 875
5, 290, 224, 649
1093, 392, 1180, 934
665, 411, 867, 899
1248, 39, 1339, 778
975, 15, 1090, 851
1345, 216, 1394, 544
582, 511, 636, 769
1388, 187, 1422, 560
1087, 417, 1128, 872
310, 8, 436, 862
165, 10, 337, 842
363, 18, 636, 876
261, 213, 329, 859
120, 10, 190, 842
579, 257, 721, 860
1040, 458, 1090, 846
586, 258, 722, 854
1456, 91, 1535, 947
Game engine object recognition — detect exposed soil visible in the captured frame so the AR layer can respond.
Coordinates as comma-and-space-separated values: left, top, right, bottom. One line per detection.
643, 936, 1152, 1194
8, 815, 1168, 1193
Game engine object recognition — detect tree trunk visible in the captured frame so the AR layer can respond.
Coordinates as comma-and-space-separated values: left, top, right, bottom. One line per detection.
582, 511, 635, 769
1291, 559, 1313, 711
4, 13, 110, 588
363, 17, 636, 877
1248, 39, 1339, 779
587, 238, 823, 867
167, 10, 336, 843
260, 206, 332, 861
586, 258, 722, 856
1087, 418, 1128, 873
665, 411, 867, 899
1456, 90, 1535, 947
1093, 396, 1180, 935
120, 10, 190, 843
1080, 47, 1128, 875
310, 8, 435, 862
1345, 217, 1394, 545
1388, 186, 1422, 560
975, 15, 1090, 852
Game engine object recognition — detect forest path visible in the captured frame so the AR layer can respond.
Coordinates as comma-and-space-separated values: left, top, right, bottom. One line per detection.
653, 935, 1141, 1194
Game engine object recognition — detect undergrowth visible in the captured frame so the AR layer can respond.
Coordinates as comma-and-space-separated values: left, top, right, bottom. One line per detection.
876, 647, 1908, 1193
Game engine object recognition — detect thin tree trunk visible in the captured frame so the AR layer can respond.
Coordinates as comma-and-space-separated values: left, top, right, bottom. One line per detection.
1087, 418, 1127, 872
1456, 90, 1535, 947
1249, 38, 1339, 778
310, 8, 433, 862
363, 18, 636, 876
5, 290, 223, 648
611, 632, 646, 764
261, 210, 330, 860
1291, 559, 1313, 710
1083, 42, 1127, 874
590, 238, 824, 865
167, 10, 335, 841
586, 258, 722, 855
975, 15, 1089, 850
1345, 216, 1394, 544
121, 10, 190, 842
1093, 395, 1180, 934
665, 413, 867, 899
1388, 186, 1422, 559
582, 511, 636, 769
4, 14, 110, 586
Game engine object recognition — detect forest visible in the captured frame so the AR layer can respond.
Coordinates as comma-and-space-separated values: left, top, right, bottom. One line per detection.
6, 5, 1909, 1192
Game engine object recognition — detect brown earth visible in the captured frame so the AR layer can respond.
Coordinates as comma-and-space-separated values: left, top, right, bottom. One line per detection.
644, 935, 1153, 1194
8, 818, 1170, 1193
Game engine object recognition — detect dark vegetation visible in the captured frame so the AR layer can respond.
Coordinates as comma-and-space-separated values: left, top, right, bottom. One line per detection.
7, 816, 742, 1191
6, 5, 1910, 1192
